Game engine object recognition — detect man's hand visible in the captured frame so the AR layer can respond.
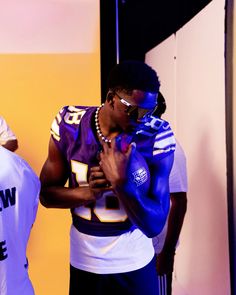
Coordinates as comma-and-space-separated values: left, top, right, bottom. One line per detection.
89, 166, 111, 189
99, 135, 135, 186
88, 166, 112, 201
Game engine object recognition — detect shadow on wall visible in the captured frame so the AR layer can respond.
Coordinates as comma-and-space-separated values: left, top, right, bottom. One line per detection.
176, 132, 229, 294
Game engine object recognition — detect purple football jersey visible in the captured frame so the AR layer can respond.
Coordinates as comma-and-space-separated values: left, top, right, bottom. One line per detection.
50, 105, 175, 236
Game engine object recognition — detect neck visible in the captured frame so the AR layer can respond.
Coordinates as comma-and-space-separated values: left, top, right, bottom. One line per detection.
95, 104, 112, 143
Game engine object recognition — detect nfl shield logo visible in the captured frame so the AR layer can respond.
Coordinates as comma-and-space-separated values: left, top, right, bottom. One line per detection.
132, 167, 148, 187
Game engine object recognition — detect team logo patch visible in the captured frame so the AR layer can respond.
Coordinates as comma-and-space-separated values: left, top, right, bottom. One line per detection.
132, 167, 148, 187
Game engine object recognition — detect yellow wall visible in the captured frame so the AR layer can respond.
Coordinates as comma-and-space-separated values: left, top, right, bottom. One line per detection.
0, 53, 100, 294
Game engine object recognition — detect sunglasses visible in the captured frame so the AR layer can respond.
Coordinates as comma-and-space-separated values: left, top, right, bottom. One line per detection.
115, 92, 158, 119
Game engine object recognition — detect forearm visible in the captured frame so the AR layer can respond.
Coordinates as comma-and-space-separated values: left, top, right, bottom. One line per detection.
40, 185, 96, 209
98, 138, 174, 238
113, 182, 170, 238
161, 193, 187, 253
2, 139, 18, 152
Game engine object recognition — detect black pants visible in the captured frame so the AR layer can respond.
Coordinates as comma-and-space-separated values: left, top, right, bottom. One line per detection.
69, 256, 159, 295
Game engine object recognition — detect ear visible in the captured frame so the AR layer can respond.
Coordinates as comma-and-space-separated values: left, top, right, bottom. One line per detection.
106, 91, 115, 109
106, 91, 115, 102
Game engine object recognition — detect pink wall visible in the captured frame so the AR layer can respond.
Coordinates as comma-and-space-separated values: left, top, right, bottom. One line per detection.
146, 0, 230, 294
0, 0, 99, 53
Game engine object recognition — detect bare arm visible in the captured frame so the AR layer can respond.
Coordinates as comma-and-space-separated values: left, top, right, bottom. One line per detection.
99, 139, 174, 238
156, 192, 187, 274
40, 138, 106, 208
162, 192, 187, 252
2, 139, 18, 152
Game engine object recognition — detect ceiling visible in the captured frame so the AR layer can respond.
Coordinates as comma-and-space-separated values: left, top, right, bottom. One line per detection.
119, 0, 213, 60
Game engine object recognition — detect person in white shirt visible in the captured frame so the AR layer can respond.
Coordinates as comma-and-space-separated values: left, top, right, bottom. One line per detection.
0, 116, 18, 152
152, 92, 188, 295
0, 146, 40, 295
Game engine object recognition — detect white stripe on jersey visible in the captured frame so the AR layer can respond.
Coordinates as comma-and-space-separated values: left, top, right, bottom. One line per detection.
50, 118, 60, 141
155, 129, 174, 140
56, 112, 62, 124
153, 146, 175, 156
153, 129, 176, 156
154, 135, 176, 149
136, 130, 155, 136
145, 116, 165, 130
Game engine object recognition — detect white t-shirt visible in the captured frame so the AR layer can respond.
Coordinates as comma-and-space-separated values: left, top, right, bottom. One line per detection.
0, 146, 40, 295
152, 140, 188, 254
0, 116, 17, 145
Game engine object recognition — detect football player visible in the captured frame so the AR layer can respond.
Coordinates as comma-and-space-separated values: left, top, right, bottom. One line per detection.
40, 60, 176, 295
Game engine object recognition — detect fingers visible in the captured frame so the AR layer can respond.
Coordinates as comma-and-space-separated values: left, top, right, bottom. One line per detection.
100, 136, 128, 154
100, 133, 133, 153
89, 171, 105, 181
100, 136, 135, 163
90, 178, 111, 188
90, 166, 103, 173
99, 134, 135, 171
89, 166, 111, 188
101, 135, 126, 152
89, 166, 105, 182
99, 140, 113, 163
126, 142, 136, 158
114, 134, 133, 152
100, 140, 111, 153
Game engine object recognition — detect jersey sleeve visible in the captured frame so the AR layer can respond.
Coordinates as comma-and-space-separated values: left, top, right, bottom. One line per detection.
152, 120, 176, 159
169, 140, 188, 193
50, 105, 87, 156
0, 116, 17, 145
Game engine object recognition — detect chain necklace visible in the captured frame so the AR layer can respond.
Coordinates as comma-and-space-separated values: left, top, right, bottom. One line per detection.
95, 104, 112, 143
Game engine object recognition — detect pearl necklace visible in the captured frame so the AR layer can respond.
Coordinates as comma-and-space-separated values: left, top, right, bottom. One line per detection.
95, 104, 112, 143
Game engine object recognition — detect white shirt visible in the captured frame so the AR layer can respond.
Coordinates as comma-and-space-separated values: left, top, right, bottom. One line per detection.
0, 146, 40, 295
0, 116, 17, 145
70, 226, 155, 274
152, 140, 188, 254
